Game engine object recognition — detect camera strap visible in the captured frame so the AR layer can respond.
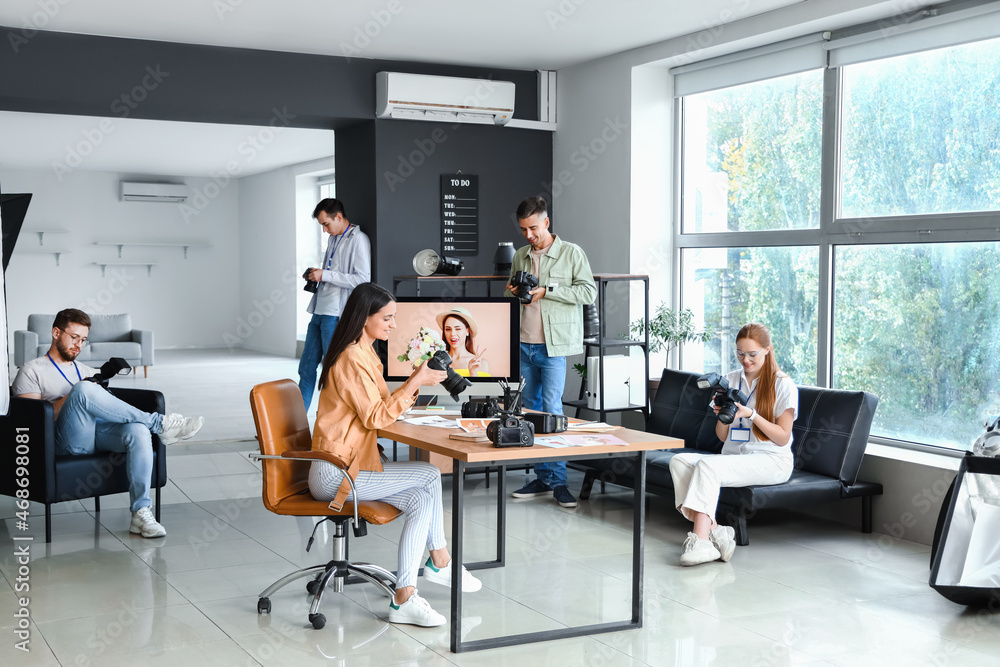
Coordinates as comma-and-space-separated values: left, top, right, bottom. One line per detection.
47, 353, 82, 388
325, 224, 352, 270
737, 377, 757, 428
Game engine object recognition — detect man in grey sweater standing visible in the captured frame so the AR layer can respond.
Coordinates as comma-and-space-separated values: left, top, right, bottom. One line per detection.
298, 198, 371, 410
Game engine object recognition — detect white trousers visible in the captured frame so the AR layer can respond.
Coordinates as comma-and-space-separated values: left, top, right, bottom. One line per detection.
669, 452, 793, 522
308, 461, 447, 589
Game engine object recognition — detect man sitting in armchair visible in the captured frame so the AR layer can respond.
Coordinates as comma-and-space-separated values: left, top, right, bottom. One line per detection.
11, 308, 204, 538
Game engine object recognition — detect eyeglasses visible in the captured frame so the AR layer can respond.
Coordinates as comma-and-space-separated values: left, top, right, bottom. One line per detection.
58, 329, 89, 347
735, 349, 766, 360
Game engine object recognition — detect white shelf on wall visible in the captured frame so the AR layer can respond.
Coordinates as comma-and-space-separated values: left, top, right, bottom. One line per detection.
93, 241, 211, 259
15, 250, 71, 266
24, 229, 69, 246
93, 261, 158, 277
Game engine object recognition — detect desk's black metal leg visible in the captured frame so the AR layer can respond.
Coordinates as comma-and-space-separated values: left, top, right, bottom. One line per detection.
451, 458, 465, 653
632, 451, 646, 625
497, 465, 506, 566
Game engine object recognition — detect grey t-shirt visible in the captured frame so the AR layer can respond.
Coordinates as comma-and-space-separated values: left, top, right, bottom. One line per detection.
11, 356, 97, 402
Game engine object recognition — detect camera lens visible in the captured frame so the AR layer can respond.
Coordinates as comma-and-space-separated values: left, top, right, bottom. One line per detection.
717, 402, 738, 425
427, 351, 472, 400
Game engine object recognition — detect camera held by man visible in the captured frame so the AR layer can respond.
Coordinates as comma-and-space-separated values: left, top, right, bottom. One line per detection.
697, 372, 749, 425
83, 357, 132, 390
302, 268, 319, 293
508, 270, 539, 304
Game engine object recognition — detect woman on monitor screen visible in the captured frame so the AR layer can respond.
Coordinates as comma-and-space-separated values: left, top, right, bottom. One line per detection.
309, 283, 482, 627
436, 307, 490, 377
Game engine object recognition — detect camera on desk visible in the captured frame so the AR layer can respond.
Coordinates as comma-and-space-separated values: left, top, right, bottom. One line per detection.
487, 414, 534, 447
461, 397, 501, 419
522, 412, 568, 434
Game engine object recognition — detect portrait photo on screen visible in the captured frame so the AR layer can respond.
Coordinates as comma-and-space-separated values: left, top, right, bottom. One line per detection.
387, 298, 516, 381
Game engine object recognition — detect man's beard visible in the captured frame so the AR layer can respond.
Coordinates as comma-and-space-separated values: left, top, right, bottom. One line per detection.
56, 339, 80, 361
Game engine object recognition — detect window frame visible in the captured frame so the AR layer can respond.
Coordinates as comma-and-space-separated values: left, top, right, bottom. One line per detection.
674, 47, 1000, 456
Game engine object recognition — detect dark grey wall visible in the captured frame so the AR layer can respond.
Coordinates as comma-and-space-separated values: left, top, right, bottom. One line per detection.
368, 118, 552, 290
0, 27, 539, 128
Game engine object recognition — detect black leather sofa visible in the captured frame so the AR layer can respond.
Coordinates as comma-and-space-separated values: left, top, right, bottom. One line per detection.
577, 369, 882, 545
0, 388, 168, 542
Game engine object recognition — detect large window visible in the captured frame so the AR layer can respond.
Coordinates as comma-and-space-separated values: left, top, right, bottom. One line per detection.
833, 243, 1000, 447
841, 38, 1000, 218
682, 71, 823, 233
674, 17, 1000, 453
681, 246, 818, 386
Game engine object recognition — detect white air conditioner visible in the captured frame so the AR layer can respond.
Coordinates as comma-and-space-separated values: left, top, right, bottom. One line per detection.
376, 72, 515, 126
120, 181, 188, 203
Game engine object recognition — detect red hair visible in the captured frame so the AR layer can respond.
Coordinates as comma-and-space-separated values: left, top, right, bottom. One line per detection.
737, 323, 783, 441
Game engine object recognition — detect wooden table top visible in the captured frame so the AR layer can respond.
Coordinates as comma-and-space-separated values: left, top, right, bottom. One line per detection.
378, 418, 682, 464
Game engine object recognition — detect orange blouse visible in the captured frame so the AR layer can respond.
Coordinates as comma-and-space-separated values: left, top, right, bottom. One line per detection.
312, 341, 417, 509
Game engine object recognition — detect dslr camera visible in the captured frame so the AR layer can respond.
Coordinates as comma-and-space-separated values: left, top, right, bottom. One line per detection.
509, 270, 539, 304
83, 357, 132, 390
487, 414, 534, 448
302, 268, 319, 293
425, 350, 472, 400
697, 372, 749, 425
461, 397, 501, 419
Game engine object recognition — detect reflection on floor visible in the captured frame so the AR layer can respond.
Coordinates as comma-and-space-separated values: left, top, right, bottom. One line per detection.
3, 350, 998, 666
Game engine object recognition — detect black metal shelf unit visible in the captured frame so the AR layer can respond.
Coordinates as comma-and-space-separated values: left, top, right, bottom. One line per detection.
565, 274, 650, 424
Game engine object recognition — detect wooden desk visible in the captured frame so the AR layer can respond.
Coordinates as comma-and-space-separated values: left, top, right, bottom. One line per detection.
378, 418, 682, 653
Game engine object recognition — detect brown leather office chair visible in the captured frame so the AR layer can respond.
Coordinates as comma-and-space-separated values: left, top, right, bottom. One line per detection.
249, 379, 400, 629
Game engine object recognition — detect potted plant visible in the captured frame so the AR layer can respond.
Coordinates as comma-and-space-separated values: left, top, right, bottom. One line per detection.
629, 304, 716, 391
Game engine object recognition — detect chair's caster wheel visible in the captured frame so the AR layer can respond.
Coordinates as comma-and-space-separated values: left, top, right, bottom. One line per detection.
309, 613, 326, 629
306, 579, 321, 595
257, 598, 271, 614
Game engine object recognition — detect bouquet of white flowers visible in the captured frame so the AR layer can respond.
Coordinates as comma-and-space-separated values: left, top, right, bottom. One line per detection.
397, 327, 446, 368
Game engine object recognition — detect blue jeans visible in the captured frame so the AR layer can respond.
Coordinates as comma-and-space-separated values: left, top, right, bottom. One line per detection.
520, 343, 567, 487
298, 314, 340, 410
55, 381, 161, 513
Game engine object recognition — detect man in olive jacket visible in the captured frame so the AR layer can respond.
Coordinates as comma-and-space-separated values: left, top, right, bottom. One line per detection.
505, 196, 596, 508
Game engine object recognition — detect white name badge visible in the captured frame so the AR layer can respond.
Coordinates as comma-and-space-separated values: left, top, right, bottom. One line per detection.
730, 427, 751, 442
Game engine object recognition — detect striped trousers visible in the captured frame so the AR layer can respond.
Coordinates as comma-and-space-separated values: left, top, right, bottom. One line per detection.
308, 460, 446, 589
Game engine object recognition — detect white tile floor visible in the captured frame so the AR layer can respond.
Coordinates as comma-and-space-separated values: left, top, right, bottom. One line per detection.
3, 350, 999, 666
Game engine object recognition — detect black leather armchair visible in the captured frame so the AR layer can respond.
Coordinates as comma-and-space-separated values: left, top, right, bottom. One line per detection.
578, 368, 882, 545
0, 388, 168, 542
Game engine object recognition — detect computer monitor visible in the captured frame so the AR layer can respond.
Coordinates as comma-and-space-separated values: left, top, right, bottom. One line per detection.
385, 296, 520, 384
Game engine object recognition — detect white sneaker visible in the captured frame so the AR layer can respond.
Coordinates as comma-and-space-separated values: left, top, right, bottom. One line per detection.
710, 525, 736, 562
679, 532, 720, 566
388, 592, 446, 627
130, 507, 166, 538
422, 557, 483, 592
159, 413, 204, 445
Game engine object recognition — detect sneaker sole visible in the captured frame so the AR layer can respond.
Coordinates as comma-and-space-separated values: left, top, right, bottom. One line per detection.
511, 491, 552, 499
388, 612, 446, 627
557, 499, 578, 508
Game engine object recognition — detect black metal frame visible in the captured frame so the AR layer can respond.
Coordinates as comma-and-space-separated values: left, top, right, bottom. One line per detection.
564, 275, 650, 424
448, 450, 647, 653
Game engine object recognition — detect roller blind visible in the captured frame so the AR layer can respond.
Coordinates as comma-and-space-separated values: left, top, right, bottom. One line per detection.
671, 33, 827, 98
826, 2, 1000, 67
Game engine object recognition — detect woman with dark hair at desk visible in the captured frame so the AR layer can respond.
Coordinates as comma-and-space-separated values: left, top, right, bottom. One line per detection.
308, 283, 482, 627
669, 322, 799, 566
